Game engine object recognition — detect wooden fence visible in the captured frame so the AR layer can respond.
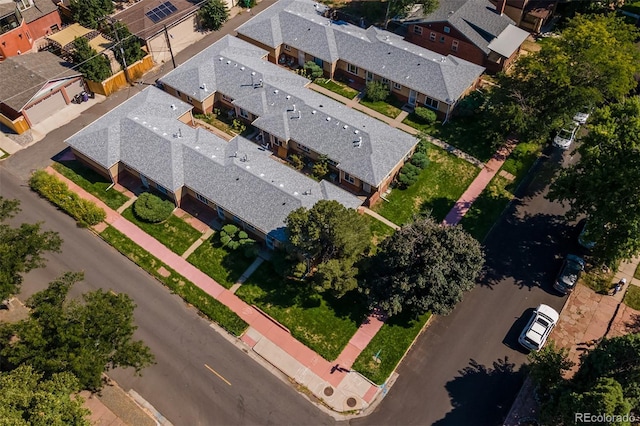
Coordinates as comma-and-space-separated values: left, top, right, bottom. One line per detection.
0, 113, 29, 135
86, 55, 154, 96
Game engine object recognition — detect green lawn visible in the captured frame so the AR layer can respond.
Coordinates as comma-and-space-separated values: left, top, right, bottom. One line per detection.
460, 142, 541, 241
100, 226, 248, 336
353, 312, 430, 385
122, 207, 202, 255
359, 98, 403, 119
235, 262, 368, 361
364, 214, 396, 249
314, 79, 359, 100
402, 113, 437, 134
186, 234, 256, 289
428, 117, 497, 163
624, 285, 640, 310
53, 161, 129, 210
374, 147, 479, 225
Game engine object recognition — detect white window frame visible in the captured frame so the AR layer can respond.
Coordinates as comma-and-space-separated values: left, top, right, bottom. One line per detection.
347, 63, 358, 75
393, 82, 401, 90
429, 32, 436, 42
424, 96, 439, 110
413, 25, 423, 35
283, 44, 291, 51
327, 158, 338, 167
298, 143, 310, 153
452, 40, 458, 52
186, 95, 193, 103
239, 108, 249, 119
16, 0, 32, 11
381, 77, 389, 85
344, 173, 355, 184
222, 94, 233, 102
195, 193, 208, 204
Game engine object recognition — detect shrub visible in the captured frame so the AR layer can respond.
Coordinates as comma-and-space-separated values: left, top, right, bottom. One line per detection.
290, 154, 304, 170
231, 119, 246, 134
312, 159, 329, 180
133, 192, 174, 223
29, 170, 106, 226
219, 224, 256, 254
414, 106, 437, 124
397, 162, 420, 188
304, 61, 323, 79
292, 262, 307, 279
456, 91, 485, 117
411, 152, 429, 169
365, 81, 389, 102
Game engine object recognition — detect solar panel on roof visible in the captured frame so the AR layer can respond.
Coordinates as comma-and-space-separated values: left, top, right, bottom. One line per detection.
145, 1, 178, 23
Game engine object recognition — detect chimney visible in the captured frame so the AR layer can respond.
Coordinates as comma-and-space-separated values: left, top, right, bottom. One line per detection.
497, 0, 507, 15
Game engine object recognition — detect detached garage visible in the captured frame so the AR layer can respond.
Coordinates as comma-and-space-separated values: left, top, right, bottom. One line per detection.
0, 51, 84, 131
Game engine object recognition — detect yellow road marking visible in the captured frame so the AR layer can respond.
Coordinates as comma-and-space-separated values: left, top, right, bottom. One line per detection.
204, 364, 231, 386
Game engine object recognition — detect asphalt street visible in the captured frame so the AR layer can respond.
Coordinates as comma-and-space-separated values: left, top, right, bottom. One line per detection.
354, 149, 579, 425
0, 168, 332, 425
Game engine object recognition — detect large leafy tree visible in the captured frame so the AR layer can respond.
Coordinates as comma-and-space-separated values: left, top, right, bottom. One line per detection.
0, 365, 90, 426
386, 0, 438, 21
285, 200, 370, 263
548, 97, 640, 264
485, 14, 640, 143
70, 0, 114, 29
72, 37, 112, 82
0, 197, 62, 301
0, 272, 155, 390
365, 216, 484, 317
198, 0, 230, 31
105, 22, 146, 70
529, 334, 639, 425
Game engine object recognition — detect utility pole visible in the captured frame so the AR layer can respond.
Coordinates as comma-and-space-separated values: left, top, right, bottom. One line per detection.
109, 18, 132, 85
163, 25, 176, 69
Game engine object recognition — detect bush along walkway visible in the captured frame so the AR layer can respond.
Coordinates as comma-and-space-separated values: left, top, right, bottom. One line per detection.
45, 167, 380, 414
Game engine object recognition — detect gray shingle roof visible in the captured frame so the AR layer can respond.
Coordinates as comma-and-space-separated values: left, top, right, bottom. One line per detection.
21, 0, 59, 24
65, 86, 361, 241
400, 0, 525, 56
0, 51, 81, 111
236, 0, 484, 101
159, 35, 419, 188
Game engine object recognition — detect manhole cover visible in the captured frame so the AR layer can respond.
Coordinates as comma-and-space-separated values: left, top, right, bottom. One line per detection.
324, 386, 334, 396
346, 397, 357, 408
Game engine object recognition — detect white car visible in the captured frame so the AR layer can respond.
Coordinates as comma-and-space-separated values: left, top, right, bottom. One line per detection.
573, 111, 590, 125
518, 304, 560, 351
553, 125, 578, 149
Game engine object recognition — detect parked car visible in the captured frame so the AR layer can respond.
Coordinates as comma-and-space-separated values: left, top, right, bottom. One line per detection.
554, 254, 586, 294
518, 304, 560, 351
573, 109, 590, 125
578, 221, 596, 250
553, 124, 579, 149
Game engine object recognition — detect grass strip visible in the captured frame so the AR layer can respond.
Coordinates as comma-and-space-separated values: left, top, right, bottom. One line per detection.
53, 161, 129, 210
100, 226, 248, 336
352, 312, 431, 385
121, 207, 201, 256
623, 285, 640, 311
314, 79, 359, 100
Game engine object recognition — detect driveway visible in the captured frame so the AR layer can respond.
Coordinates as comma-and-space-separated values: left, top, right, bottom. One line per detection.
355, 148, 578, 425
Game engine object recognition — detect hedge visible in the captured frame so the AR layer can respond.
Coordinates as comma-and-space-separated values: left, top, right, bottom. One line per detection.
29, 170, 106, 226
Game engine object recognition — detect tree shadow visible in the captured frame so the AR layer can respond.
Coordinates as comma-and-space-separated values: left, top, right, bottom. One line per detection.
502, 308, 536, 354
434, 357, 525, 426
420, 196, 459, 223
625, 313, 640, 334
324, 289, 369, 324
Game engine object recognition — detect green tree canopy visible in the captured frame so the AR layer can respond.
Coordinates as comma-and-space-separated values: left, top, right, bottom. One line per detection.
198, 0, 230, 31
285, 200, 371, 263
105, 22, 146, 70
366, 216, 484, 317
548, 97, 640, 264
314, 258, 359, 298
0, 197, 62, 301
70, 0, 114, 29
0, 272, 155, 390
0, 365, 90, 426
72, 37, 112, 82
485, 14, 640, 143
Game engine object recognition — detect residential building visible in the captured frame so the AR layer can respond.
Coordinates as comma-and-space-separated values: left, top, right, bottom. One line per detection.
65, 86, 362, 248
0, 50, 84, 132
399, 0, 530, 73
235, 0, 484, 118
488, 0, 556, 33
0, 0, 61, 60
158, 35, 419, 205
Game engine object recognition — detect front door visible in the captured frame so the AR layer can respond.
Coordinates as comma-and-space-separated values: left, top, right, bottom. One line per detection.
298, 51, 305, 66
408, 90, 417, 106
366, 71, 374, 83
140, 174, 149, 188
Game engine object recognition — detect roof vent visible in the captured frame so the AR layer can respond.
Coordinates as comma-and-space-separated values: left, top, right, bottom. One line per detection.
303, 189, 312, 195
240, 66, 245, 71
326, 117, 331, 121
170, 104, 176, 110
353, 136, 362, 148
354, 129, 359, 134
240, 154, 248, 162
441, 56, 446, 62
286, 95, 291, 99
219, 57, 223, 61
274, 89, 279, 94
226, 60, 231, 64
200, 83, 207, 91
343, 125, 348, 129
174, 128, 182, 138
231, 151, 238, 158
312, 110, 316, 114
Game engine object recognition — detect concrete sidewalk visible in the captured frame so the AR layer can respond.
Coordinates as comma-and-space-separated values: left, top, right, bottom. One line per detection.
46, 167, 381, 414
